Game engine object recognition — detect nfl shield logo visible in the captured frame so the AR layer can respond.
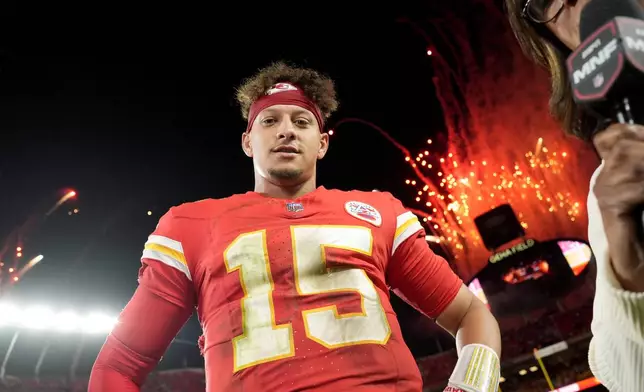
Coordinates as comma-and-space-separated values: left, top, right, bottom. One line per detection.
286, 202, 304, 213
593, 73, 605, 88
345, 201, 382, 227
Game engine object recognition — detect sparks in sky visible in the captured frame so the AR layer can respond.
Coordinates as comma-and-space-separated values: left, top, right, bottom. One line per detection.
382, 6, 598, 279
402, 138, 582, 267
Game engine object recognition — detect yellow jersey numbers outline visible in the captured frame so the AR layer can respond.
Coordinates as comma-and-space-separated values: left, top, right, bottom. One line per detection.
223, 225, 391, 372
223, 230, 295, 371
292, 226, 391, 348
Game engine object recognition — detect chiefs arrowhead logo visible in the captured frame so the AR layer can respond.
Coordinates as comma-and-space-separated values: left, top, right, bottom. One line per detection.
345, 201, 382, 227
265, 83, 298, 95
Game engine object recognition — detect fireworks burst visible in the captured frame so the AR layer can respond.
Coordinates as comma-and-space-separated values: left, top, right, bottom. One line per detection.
45, 190, 77, 216
13, 254, 44, 282
402, 137, 583, 264
355, 2, 598, 279
0, 190, 77, 292
413, 5, 598, 278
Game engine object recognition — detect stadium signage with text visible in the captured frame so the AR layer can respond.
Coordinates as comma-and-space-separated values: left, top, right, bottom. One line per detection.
489, 239, 536, 264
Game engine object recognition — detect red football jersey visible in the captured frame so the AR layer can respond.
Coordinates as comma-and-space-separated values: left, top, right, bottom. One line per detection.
93, 187, 462, 392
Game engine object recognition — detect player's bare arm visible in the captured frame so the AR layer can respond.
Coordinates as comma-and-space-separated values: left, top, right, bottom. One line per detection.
431, 286, 501, 392
386, 211, 501, 392
437, 285, 502, 392
436, 284, 501, 357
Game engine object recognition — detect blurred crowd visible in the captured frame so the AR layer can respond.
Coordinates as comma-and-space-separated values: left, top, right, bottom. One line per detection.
0, 288, 595, 392
0, 370, 207, 392
418, 302, 594, 391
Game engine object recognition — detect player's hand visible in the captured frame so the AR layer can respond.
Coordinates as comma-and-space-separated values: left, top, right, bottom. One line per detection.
592, 123, 644, 292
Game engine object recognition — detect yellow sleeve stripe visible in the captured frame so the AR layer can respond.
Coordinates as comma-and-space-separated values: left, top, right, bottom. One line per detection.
395, 215, 419, 239
392, 212, 423, 256
144, 243, 187, 266
396, 211, 416, 229
148, 234, 184, 253
141, 235, 191, 281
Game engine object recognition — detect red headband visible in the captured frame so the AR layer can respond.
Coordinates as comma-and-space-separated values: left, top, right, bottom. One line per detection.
245, 83, 324, 133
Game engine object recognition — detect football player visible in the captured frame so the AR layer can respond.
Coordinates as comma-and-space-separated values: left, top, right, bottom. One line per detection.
89, 62, 501, 392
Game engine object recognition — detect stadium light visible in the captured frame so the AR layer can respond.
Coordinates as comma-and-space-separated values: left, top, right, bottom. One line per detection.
0, 301, 116, 334
21, 306, 55, 330
82, 313, 118, 334
55, 310, 83, 332
0, 303, 21, 327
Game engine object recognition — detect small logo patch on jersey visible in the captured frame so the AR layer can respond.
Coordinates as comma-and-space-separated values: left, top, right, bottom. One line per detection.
345, 201, 382, 227
286, 202, 304, 213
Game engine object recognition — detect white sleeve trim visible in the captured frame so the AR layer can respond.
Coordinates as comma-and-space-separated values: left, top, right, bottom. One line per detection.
147, 234, 184, 253
396, 211, 416, 228
392, 212, 423, 256
142, 235, 192, 281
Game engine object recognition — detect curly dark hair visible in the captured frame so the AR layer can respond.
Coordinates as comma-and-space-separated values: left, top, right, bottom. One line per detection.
235, 61, 339, 121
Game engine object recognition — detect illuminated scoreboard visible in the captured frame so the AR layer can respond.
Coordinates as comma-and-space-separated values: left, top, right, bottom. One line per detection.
558, 240, 593, 276
467, 238, 594, 316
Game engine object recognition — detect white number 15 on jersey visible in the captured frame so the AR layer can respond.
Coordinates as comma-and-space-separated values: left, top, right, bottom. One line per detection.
223, 225, 391, 372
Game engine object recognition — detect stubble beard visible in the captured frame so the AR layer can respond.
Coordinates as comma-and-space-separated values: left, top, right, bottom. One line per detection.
268, 167, 303, 181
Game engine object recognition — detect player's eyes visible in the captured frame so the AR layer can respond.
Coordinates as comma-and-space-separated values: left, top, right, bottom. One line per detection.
260, 117, 310, 127
294, 118, 311, 127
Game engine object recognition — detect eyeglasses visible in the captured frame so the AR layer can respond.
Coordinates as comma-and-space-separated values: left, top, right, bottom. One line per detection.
521, 0, 565, 24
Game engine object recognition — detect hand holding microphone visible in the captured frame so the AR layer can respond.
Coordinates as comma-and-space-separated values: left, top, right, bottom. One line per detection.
567, 0, 644, 292
592, 123, 644, 292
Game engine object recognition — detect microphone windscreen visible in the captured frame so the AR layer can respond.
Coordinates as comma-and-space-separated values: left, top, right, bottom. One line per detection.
580, 0, 644, 41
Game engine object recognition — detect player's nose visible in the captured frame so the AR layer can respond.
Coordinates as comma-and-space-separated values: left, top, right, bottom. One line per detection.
276, 118, 297, 140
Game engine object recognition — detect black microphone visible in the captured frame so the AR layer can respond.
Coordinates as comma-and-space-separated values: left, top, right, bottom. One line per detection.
568, 0, 644, 240
567, 0, 644, 126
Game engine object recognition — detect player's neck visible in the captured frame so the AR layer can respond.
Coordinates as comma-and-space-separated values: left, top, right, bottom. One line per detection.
254, 177, 317, 199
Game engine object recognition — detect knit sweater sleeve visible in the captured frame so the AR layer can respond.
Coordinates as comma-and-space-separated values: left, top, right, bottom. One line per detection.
587, 162, 644, 392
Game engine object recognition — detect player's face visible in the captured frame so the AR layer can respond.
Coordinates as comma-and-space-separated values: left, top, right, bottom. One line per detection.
242, 104, 329, 186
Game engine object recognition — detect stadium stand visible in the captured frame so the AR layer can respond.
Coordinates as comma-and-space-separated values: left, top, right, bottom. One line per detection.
0, 283, 597, 392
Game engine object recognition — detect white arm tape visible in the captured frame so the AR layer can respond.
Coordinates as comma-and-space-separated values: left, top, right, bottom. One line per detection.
448, 344, 501, 392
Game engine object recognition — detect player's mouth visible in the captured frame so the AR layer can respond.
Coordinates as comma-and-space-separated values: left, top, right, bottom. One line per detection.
272, 145, 300, 157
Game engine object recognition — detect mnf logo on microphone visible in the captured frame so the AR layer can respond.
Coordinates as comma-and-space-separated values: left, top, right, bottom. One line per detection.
573, 37, 618, 85
567, 16, 644, 105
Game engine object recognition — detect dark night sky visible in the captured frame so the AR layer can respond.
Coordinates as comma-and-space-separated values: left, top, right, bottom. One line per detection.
0, 1, 489, 371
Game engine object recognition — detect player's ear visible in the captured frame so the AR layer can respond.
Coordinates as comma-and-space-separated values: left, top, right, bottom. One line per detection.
241, 131, 253, 157
317, 132, 329, 160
